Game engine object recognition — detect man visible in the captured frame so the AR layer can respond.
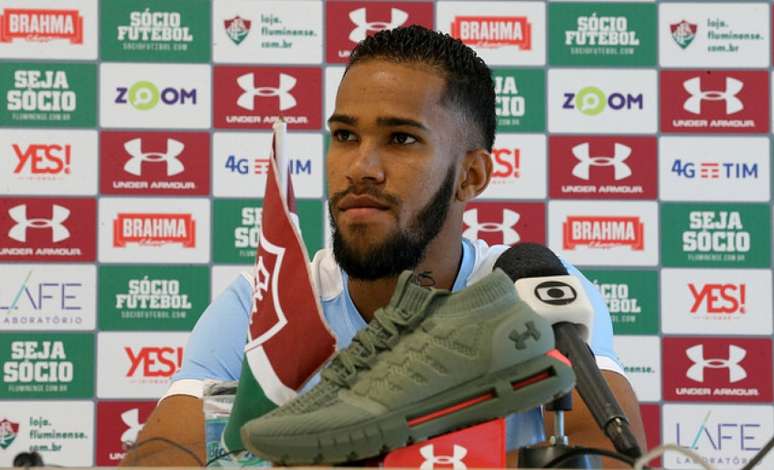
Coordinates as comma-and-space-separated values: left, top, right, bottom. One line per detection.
122, 25, 645, 466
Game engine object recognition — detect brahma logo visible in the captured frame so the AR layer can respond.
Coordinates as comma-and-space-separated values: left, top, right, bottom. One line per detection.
12, 143, 71, 177
670, 20, 697, 49
113, 213, 195, 248
125, 346, 183, 379
326, 2, 433, 63
224, 16, 250, 45
563, 216, 644, 250
549, 137, 657, 200
0, 418, 18, 449
663, 339, 773, 403
0, 198, 95, 261
661, 71, 769, 133
689, 283, 746, 315
100, 132, 209, 196
451, 16, 531, 49
462, 202, 544, 246
0, 9, 83, 43
214, 66, 321, 129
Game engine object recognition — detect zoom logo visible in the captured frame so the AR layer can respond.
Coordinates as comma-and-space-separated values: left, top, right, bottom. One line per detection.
563, 86, 644, 116
115, 81, 197, 110
535, 281, 577, 306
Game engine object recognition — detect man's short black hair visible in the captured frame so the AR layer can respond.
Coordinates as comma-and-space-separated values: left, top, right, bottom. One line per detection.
348, 25, 496, 152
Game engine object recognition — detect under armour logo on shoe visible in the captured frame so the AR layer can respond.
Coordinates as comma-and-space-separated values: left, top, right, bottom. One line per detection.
123, 138, 185, 176
462, 208, 520, 245
8, 204, 70, 243
120, 408, 146, 446
348, 7, 409, 43
419, 444, 468, 470
509, 321, 541, 350
237, 73, 297, 111
571, 142, 632, 181
683, 76, 744, 115
686, 344, 747, 383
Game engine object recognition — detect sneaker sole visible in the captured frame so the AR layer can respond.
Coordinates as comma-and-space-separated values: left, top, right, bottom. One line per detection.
241, 351, 575, 465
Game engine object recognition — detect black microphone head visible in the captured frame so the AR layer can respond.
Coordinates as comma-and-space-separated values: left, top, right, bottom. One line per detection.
493, 242, 568, 280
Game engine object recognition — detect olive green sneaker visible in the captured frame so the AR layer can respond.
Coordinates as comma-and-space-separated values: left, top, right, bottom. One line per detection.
241, 269, 575, 465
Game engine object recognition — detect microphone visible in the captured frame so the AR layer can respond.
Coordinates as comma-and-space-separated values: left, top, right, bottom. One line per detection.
493, 243, 642, 459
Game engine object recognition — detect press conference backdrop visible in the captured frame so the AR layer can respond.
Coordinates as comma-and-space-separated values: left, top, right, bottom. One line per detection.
0, 0, 772, 467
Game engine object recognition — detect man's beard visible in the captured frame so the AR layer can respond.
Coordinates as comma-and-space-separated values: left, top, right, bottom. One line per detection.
329, 166, 456, 281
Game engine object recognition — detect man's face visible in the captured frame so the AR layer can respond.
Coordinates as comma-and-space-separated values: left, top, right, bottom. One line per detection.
326, 59, 465, 280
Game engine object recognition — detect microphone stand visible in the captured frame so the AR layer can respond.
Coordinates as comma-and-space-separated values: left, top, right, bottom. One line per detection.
518, 393, 600, 469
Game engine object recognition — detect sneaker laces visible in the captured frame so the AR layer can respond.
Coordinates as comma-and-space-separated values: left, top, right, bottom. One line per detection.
321, 305, 410, 388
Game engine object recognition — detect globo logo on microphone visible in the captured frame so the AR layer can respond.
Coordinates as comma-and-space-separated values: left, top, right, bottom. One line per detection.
534, 280, 577, 306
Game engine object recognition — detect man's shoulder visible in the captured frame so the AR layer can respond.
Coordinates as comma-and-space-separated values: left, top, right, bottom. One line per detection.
310, 248, 344, 301
465, 238, 509, 284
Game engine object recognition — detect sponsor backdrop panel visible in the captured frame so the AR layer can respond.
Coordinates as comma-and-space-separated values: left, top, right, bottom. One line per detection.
0, 264, 96, 331
98, 265, 209, 331
0, 0, 772, 465
0, 401, 94, 467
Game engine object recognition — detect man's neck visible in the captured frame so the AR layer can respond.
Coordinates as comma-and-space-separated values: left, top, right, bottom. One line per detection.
347, 238, 463, 323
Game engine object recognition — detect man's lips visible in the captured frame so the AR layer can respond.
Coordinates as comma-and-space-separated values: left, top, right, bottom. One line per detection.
337, 195, 391, 211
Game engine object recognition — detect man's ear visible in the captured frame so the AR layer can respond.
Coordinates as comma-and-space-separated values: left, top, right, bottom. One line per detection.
456, 148, 492, 202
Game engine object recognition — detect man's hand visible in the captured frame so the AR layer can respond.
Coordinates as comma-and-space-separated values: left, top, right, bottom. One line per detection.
120, 395, 205, 466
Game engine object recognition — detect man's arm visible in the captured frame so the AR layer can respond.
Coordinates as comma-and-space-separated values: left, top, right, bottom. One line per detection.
120, 395, 205, 466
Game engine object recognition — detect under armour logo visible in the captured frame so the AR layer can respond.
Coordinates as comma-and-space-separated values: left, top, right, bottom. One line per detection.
419, 444, 468, 470
686, 344, 747, 383
683, 77, 744, 115
237, 73, 297, 111
120, 408, 145, 446
509, 321, 541, 350
348, 7, 409, 43
571, 143, 632, 181
8, 204, 70, 243
123, 138, 185, 176
462, 209, 520, 245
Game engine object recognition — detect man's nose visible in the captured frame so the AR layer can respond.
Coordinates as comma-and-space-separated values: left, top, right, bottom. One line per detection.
347, 141, 385, 184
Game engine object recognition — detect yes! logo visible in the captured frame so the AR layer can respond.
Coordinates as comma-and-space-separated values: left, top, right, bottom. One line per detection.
125, 346, 183, 379
114, 81, 197, 110
689, 283, 746, 315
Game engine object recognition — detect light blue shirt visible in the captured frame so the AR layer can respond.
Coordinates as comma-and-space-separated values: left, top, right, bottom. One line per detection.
175, 239, 621, 451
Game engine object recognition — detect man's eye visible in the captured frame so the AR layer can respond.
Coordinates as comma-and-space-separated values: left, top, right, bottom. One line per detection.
391, 133, 417, 145
332, 129, 356, 142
